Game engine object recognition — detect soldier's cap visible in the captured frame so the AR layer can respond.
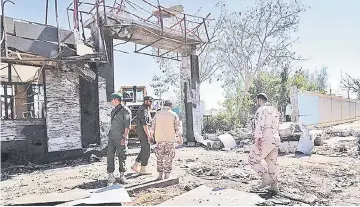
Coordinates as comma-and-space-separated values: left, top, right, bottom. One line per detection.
164, 100, 173, 107
144, 96, 154, 101
256, 93, 268, 101
110, 93, 123, 100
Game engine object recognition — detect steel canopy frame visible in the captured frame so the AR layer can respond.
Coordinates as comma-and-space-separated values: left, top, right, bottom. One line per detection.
66, 0, 213, 59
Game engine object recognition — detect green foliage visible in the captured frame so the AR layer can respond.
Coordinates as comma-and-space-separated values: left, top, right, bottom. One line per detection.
203, 113, 233, 133
218, 67, 329, 128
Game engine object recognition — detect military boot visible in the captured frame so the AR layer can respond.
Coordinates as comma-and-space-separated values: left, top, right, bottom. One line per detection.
157, 172, 164, 180
258, 173, 273, 189
118, 172, 128, 184
164, 172, 171, 179
107, 173, 116, 185
269, 181, 280, 194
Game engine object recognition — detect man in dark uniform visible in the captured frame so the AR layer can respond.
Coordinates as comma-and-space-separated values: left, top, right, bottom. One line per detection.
107, 93, 132, 185
131, 96, 153, 174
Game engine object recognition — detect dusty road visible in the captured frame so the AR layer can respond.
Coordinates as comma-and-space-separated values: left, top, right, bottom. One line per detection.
1, 122, 360, 206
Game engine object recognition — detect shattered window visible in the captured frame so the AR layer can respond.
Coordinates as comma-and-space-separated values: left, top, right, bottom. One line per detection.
0, 63, 45, 120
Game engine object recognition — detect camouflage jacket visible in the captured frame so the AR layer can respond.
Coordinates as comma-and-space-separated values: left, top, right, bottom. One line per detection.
254, 102, 280, 142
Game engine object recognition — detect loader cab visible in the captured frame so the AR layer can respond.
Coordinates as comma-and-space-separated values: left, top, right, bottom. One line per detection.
119, 86, 147, 104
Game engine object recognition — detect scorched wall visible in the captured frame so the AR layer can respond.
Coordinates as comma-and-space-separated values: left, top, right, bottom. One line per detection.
45, 68, 82, 152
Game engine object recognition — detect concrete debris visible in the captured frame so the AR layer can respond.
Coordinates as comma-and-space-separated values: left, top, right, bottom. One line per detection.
313, 136, 359, 157
279, 141, 298, 154
279, 122, 296, 137
279, 122, 302, 141
58, 184, 132, 206
217, 134, 237, 149
201, 128, 253, 150
158, 185, 265, 206
206, 134, 219, 141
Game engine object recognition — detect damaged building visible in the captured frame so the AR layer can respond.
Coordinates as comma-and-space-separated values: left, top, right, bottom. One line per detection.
1, 0, 211, 166
0, 15, 110, 165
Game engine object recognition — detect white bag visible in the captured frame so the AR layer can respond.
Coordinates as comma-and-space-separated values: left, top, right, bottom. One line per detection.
296, 124, 314, 155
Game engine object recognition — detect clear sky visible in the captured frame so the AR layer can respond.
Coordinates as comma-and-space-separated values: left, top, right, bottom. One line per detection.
2, 0, 359, 110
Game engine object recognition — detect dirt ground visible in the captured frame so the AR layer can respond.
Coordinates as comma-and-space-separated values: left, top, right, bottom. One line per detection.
1, 122, 360, 206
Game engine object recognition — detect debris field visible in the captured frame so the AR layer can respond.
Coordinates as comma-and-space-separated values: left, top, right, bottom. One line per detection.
1, 121, 359, 206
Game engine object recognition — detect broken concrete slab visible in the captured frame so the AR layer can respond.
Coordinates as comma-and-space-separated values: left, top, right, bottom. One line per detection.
14, 21, 75, 45
58, 184, 132, 206
279, 141, 298, 154
279, 122, 296, 138
9, 189, 91, 206
126, 177, 179, 194
158, 185, 265, 206
218, 134, 237, 149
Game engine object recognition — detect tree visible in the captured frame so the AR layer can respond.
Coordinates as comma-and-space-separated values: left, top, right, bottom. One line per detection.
278, 63, 290, 115
313, 66, 328, 93
217, 0, 306, 98
342, 74, 360, 99
216, 0, 306, 125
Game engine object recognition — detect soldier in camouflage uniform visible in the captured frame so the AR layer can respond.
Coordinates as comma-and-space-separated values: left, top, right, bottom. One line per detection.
248, 93, 281, 194
150, 100, 182, 180
107, 93, 132, 185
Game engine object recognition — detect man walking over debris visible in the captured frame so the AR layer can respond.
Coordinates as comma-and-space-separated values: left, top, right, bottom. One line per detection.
107, 93, 132, 185
150, 100, 182, 180
248, 93, 281, 194
132, 96, 154, 174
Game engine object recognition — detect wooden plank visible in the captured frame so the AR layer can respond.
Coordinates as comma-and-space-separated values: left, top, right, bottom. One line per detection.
14, 21, 75, 45
126, 177, 179, 194
6, 35, 76, 58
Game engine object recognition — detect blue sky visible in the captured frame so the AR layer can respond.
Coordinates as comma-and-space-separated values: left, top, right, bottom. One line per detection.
2, 0, 359, 110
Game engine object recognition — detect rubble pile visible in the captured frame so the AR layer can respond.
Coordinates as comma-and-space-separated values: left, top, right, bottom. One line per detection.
188, 164, 255, 183
327, 127, 360, 137
1, 158, 89, 181
278, 122, 302, 141
200, 127, 253, 151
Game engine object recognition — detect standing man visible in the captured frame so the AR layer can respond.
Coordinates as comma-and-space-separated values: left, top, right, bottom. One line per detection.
131, 96, 154, 174
248, 93, 281, 194
285, 99, 293, 122
107, 93, 131, 185
150, 100, 182, 180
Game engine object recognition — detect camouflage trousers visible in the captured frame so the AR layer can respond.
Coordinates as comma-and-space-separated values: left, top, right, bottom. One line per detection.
248, 142, 279, 183
155, 141, 175, 173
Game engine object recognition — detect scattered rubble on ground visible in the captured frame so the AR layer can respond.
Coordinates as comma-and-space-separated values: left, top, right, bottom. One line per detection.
1, 121, 360, 206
